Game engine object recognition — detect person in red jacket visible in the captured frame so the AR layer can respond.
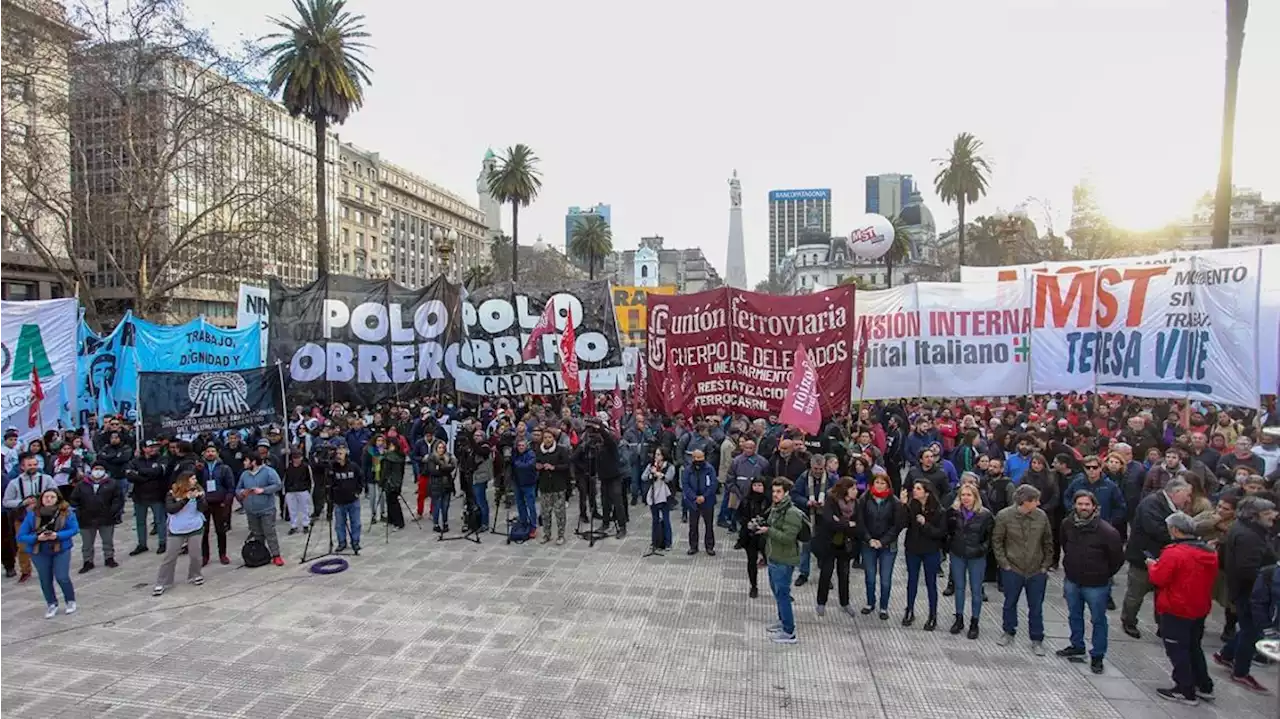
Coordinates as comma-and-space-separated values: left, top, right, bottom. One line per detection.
1146, 511, 1220, 707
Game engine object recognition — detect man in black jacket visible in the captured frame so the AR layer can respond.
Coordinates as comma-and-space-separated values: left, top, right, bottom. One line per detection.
329, 446, 364, 553
197, 445, 236, 566
1057, 489, 1124, 674
536, 432, 571, 545
126, 441, 169, 556
586, 420, 628, 539
1213, 496, 1278, 692
1120, 476, 1191, 638
70, 461, 125, 573
907, 449, 949, 500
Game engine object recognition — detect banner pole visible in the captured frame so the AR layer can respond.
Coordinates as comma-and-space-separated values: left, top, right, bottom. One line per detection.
276, 360, 290, 446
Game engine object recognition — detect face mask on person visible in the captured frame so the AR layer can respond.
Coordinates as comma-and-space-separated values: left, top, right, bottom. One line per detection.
91, 468, 107, 479
692, 460, 705, 469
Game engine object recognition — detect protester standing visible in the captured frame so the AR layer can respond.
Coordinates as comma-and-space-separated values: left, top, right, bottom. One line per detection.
643, 448, 674, 551
425, 440, 457, 533
1057, 490, 1124, 673
903, 479, 947, 631
511, 438, 539, 532
758, 477, 805, 644
947, 481, 994, 639
856, 470, 907, 619
329, 446, 364, 552
3, 453, 58, 582
198, 445, 236, 566
381, 440, 407, 530
127, 441, 169, 556
1213, 496, 1278, 694
69, 461, 123, 573
535, 432, 570, 545
1121, 477, 1191, 639
282, 450, 314, 535
153, 473, 207, 596
236, 454, 284, 566
683, 449, 717, 556
993, 484, 1054, 655
737, 477, 770, 598
813, 477, 858, 618
1148, 512, 1220, 705
17, 488, 78, 617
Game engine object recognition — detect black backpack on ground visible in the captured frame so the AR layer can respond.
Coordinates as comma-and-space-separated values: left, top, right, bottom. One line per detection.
241, 535, 271, 568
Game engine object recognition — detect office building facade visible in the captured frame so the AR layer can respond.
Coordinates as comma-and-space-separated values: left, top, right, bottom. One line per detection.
865, 173, 915, 219
767, 188, 831, 275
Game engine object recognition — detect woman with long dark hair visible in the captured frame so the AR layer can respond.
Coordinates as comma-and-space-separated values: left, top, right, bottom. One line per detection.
16, 488, 78, 617
813, 477, 858, 617
425, 440, 456, 532
153, 472, 207, 597
736, 476, 771, 598
902, 479, 947, 630
643, 448, 675, 552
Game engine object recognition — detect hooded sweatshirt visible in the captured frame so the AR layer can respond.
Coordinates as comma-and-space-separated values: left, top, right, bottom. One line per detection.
1147, 537, 1219, 620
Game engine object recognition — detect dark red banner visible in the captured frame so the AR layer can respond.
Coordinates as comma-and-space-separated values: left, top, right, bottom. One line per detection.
645, 286, 855, 419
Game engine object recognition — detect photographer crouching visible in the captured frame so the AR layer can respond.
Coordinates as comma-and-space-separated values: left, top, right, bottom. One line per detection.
583, 419, 628, 539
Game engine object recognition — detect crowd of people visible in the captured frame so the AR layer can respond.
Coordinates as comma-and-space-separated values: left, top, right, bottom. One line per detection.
2, 392, 1278, 704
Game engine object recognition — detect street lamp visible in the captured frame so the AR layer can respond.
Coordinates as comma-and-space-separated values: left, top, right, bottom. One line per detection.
432, 226, 458, 282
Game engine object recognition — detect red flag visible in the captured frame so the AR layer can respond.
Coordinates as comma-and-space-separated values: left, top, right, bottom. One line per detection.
523, 298, 557, 361
560, 305, 580, 393
27, 367, 44, 429
610, 375, 624, 436
855, 320, 870, 390
779, 343, 821, 435
582, 371, 594, 415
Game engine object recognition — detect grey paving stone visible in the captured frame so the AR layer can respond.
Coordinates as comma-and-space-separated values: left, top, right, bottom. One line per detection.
3, 500, 1277, 718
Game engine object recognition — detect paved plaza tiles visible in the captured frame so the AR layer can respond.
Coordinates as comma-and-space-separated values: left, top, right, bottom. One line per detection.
1, 502, 1275, 719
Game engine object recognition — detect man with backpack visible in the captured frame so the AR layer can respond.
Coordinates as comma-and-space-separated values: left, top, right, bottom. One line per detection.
755, 477, 810, 645
236, 454, 284, 567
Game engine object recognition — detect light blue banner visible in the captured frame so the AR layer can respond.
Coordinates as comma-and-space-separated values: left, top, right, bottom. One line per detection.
77, 313, 262, 425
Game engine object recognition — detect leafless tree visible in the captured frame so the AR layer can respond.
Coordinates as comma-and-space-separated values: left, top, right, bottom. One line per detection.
2, 0, 312, 328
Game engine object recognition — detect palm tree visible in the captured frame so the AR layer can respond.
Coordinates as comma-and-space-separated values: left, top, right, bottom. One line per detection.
486, 145, 543, 282
265, 0, 372, 276
568, 215, 613, 280
1212, 0, 1249, 249
463, 264, 493, 290
933, 132, 992, 268
883, 215, 913, 288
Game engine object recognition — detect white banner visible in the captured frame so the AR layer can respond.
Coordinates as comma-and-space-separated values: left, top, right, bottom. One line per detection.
961, 246, 1279, 397
1, 298, 78, 383
236, 283, 270, 365
853, 282, 1031, 400
1, 375, 73, 443
1028, 248, 1260, 407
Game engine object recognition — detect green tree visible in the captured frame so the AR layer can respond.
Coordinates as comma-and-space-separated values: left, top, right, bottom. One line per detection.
883, 215, 913, 288
486, 145, 543, 282
933, 132, 992, 269
1212, 0, 1249, 249
753, 271, 785, 294
264, 0, 372, 276
568, 215, 613, 280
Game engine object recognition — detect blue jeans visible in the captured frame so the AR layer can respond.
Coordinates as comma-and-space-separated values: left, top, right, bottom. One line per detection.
905, 551, 941, 615
1220, 590, 1260, 678
31, 550, 74, 606
1001, 570, 1048, 641
768, 561, 796, 634
515, 484, 537, 528
1064, 579, 1110, 658
630, 463, 644, 502
799, 542, 812, 576
134, 500, 166, 548
951, 554, 986, 618
472, 481, 490, 529
649, 504, 672, 548
334, 501, 361, 547
861, 545, 897, 610
431, 490, 451, 527
717, 483, 737, 530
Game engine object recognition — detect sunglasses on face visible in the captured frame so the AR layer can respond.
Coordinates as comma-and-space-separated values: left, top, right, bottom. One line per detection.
1085, 465, 1100, 470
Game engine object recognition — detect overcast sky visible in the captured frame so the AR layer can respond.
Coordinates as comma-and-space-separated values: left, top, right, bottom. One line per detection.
195, 0, 1279, 285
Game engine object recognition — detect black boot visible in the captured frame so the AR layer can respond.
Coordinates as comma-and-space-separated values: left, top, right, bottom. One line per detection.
967, 618, 980, 640
949, 615, 965, 635
749, 586, 758, 599
902, 609, 915, 627
942, 578, 955, 597
923, 614, 937, 632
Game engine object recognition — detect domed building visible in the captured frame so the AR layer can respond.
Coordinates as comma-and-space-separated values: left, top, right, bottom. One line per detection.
777, 190, 944, 293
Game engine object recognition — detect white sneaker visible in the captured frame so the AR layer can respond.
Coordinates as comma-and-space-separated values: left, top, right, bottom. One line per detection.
152, 585, 165, 597
44, 605, 58, 619
765, 622, 784, 635
65, 601, 77, 615
1031, 641, 1045, 656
